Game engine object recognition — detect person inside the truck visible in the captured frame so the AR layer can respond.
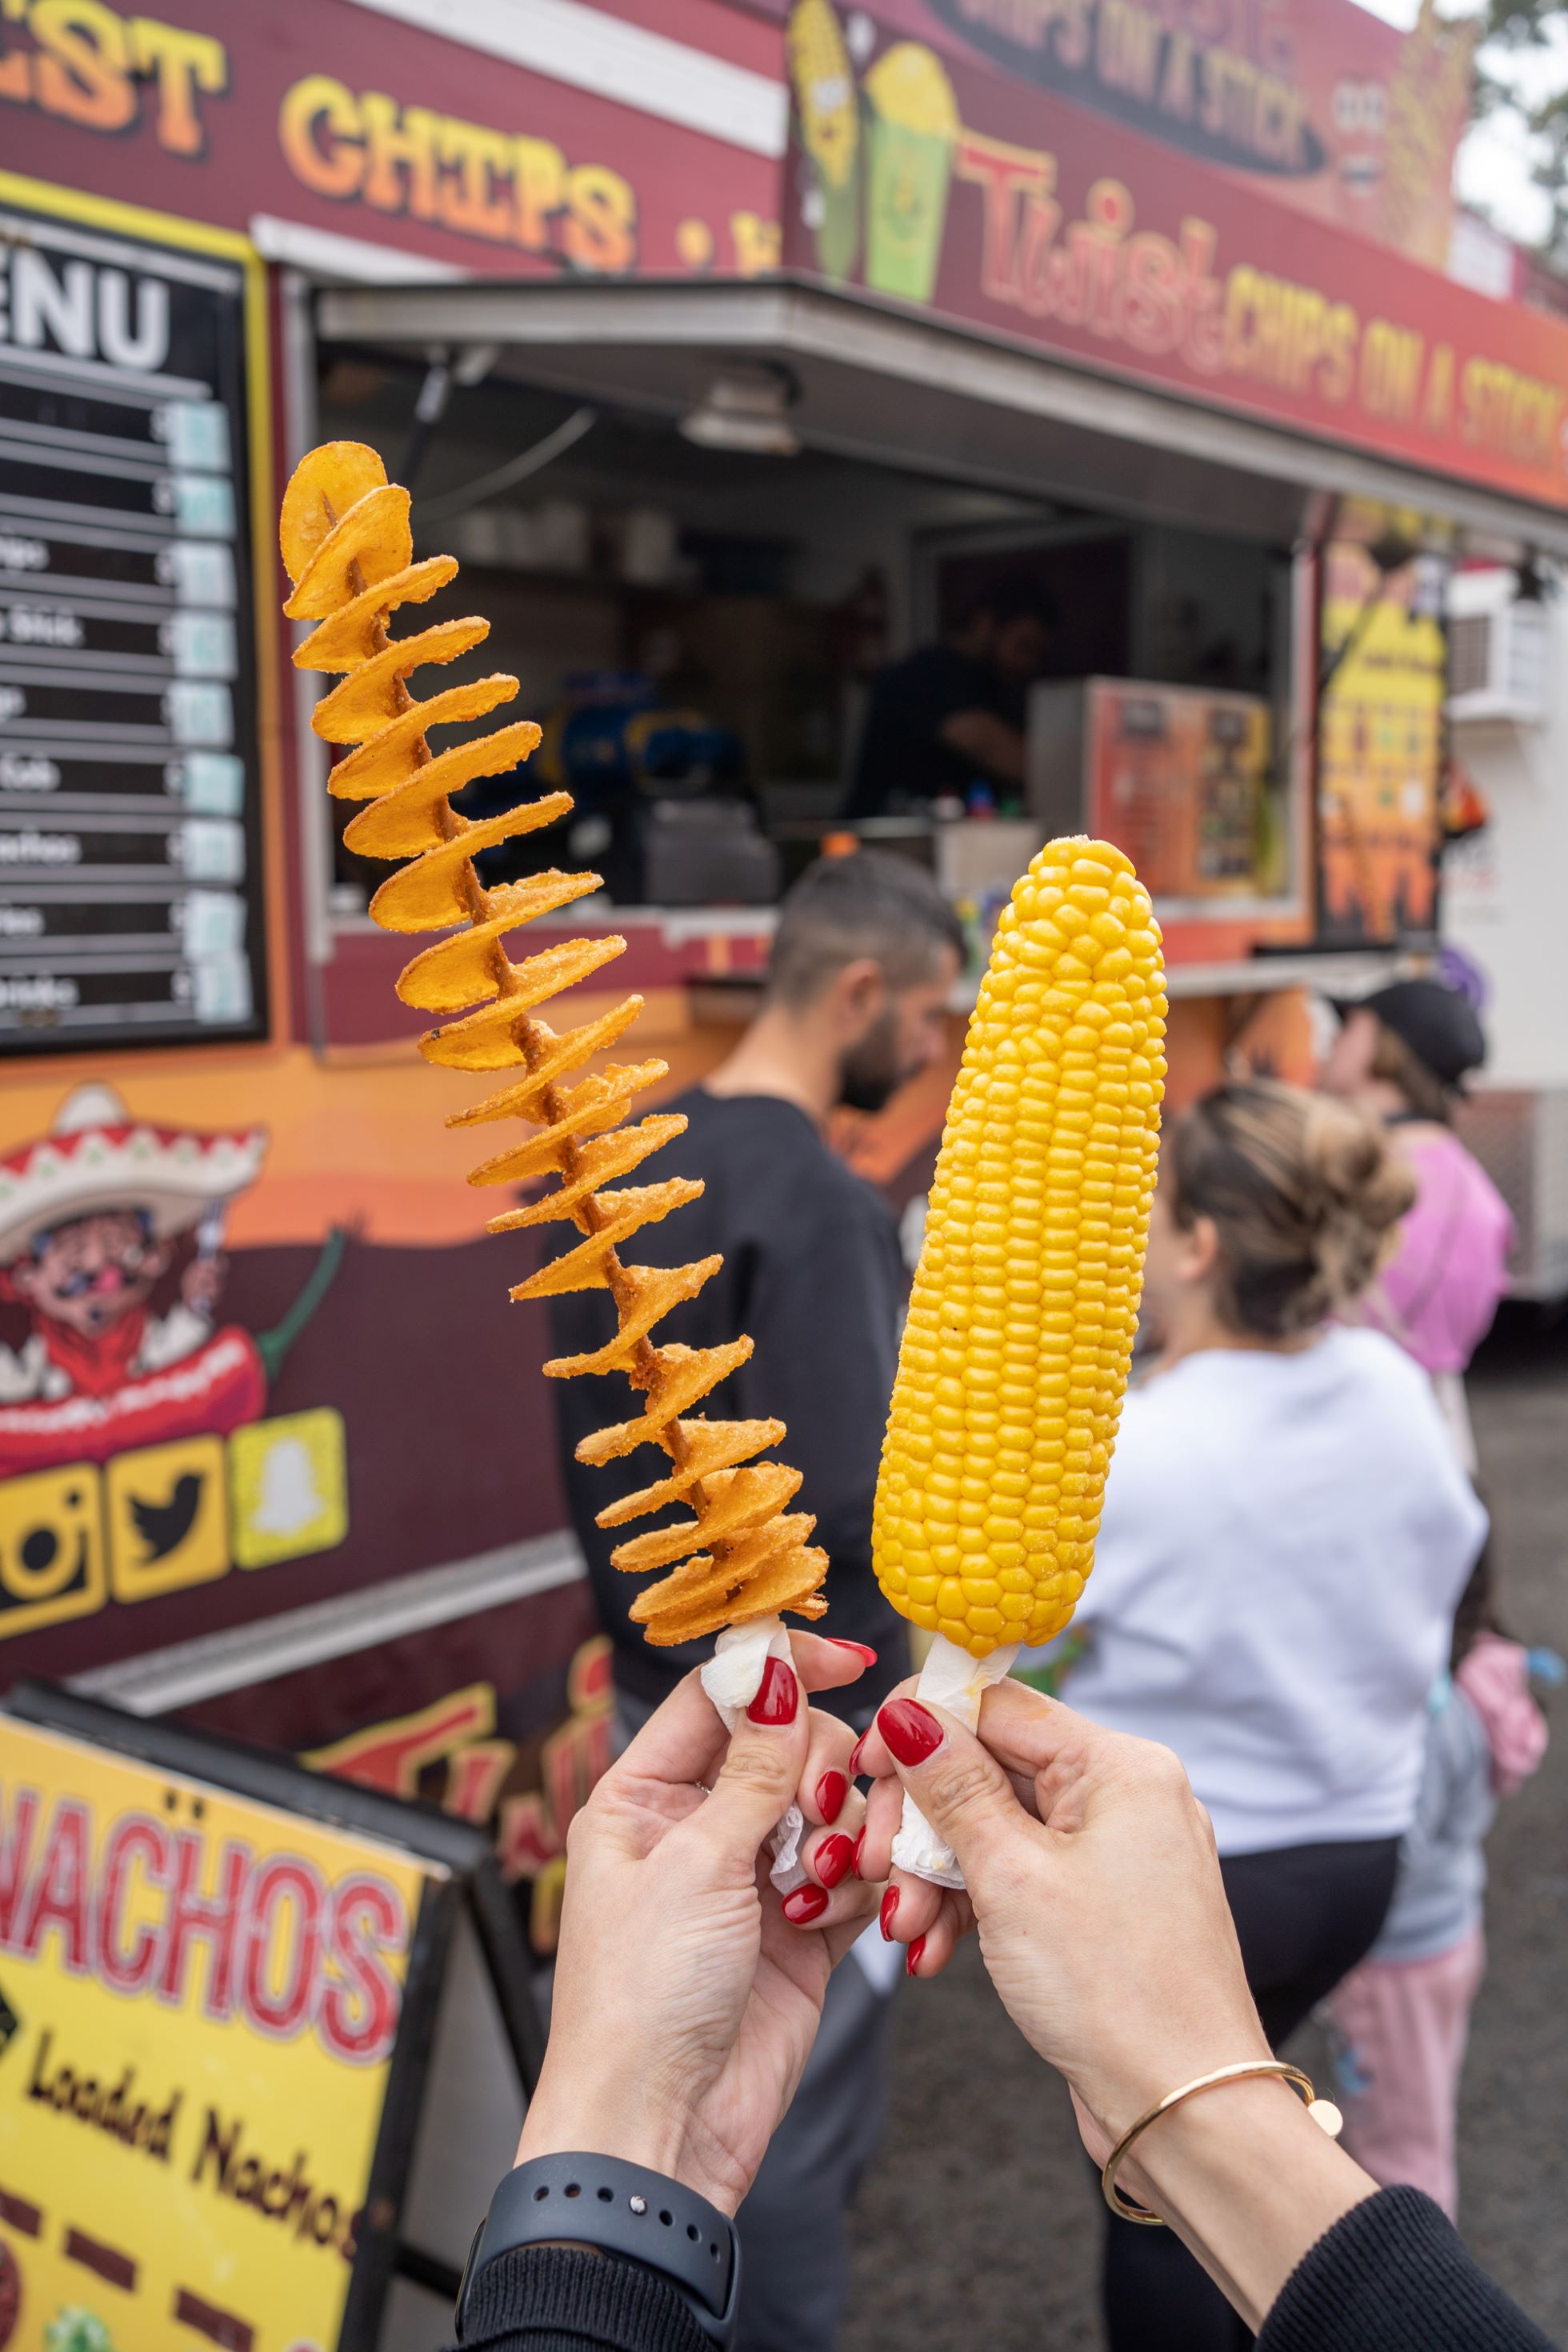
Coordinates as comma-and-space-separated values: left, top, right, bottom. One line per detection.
844, 579, 1054, 819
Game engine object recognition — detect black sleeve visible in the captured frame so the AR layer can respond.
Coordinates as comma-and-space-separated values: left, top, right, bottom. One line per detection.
1258, 2187, 1557, 2352
448, 2244, 710, 2352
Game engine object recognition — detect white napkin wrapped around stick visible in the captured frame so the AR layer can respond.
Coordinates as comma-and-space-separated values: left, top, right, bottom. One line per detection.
702, 1622, 1020, 1895
887, 1631, 1019, 1890
700, 1616, 810, 1892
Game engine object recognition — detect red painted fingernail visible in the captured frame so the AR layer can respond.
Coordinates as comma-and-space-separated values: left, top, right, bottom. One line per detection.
783, 1883, 830, 1924
747, 1655, 798, 1726
851, 1827, 866, 1879
848, 1732, 869, 1776
878, 1698, 944, 1767
878, 1886, 899, 1941
906, 1934, 927, 1979
827, 1639, 879, 1666
816, 1770, 849, 1825
815, 1834, 854, 1890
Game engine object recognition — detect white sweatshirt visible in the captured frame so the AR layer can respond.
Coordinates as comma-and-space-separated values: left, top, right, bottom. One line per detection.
1063, 1328, 1488, 1855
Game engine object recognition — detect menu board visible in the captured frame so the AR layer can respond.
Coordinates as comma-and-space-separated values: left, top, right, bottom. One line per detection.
1082, 681, 1282, 909
0, 183, 269, 1055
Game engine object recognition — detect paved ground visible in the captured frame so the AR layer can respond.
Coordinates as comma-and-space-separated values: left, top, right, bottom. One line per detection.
842, 1310, 1568, 2349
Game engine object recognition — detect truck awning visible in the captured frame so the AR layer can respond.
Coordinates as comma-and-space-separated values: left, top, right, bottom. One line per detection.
314, 274, 1568, 560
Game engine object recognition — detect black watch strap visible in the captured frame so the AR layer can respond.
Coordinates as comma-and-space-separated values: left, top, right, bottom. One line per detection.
454, 2152, 742, 2347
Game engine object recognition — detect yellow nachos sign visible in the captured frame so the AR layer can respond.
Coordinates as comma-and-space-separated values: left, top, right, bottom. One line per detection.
0, 1715, 434, 2352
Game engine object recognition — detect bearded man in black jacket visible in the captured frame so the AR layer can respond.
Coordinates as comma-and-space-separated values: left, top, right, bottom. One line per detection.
546, 850, 963, 2351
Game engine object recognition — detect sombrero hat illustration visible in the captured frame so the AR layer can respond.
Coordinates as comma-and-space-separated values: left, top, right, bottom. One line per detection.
0, 1085, 267, 1263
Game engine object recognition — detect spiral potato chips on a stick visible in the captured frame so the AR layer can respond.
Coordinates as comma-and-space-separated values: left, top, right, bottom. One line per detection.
282, 441, 828, 1650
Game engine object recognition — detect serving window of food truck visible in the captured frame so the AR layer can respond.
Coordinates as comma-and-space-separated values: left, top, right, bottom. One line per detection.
306, 266, 1568, 1100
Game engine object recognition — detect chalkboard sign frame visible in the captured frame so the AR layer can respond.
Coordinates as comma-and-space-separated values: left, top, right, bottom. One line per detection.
2, 1674, 544, 2348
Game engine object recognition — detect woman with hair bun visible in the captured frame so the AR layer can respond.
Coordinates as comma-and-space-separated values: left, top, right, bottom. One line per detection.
1058, 1081, 1489, 2352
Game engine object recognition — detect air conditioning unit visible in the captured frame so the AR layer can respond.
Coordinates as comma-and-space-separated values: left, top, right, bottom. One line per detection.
1446, 569, 1550, 726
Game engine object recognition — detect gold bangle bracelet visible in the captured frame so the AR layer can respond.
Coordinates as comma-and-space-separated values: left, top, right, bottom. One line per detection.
1101, 2060, 1345, 2226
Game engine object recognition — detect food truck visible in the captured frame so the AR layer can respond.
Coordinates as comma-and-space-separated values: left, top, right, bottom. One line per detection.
2, 0, 1566, 2036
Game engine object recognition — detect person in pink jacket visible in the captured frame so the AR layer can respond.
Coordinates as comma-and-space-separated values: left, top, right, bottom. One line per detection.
1321, 978, 1514, 1469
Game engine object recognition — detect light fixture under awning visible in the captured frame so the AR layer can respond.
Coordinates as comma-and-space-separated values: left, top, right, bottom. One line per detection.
314, 275, 1568, 561
680, 362, 800, 456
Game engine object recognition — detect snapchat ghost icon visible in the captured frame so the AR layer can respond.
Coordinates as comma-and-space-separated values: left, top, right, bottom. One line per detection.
230, 1408, 349, 1570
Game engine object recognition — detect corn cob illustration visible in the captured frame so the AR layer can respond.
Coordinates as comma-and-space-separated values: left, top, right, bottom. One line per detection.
281, 441, 827, 1646
874, 838, 1166, 1662
788, 0, 858, 190
787, 0, 862, 285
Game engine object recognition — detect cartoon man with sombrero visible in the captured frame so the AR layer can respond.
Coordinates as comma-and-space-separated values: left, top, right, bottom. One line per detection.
0, 1085, 284, 1476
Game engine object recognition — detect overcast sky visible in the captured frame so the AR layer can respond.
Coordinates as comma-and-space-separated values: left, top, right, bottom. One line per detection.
1353, 0, 1568, 244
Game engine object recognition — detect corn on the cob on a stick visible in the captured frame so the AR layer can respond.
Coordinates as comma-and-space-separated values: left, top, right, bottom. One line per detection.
874, 837, 1164, 1885
281, 440, 828, 1649
875, 838, 1166, 1663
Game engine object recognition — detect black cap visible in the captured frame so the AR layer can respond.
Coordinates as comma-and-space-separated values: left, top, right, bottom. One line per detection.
1346, 978, 1486, 1093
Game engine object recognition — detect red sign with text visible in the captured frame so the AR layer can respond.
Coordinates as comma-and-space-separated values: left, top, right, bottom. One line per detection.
782, 5, 1568, 510
2, 0, 1566, 512
0, 0, 780, 281
754, 0, 1477, 266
